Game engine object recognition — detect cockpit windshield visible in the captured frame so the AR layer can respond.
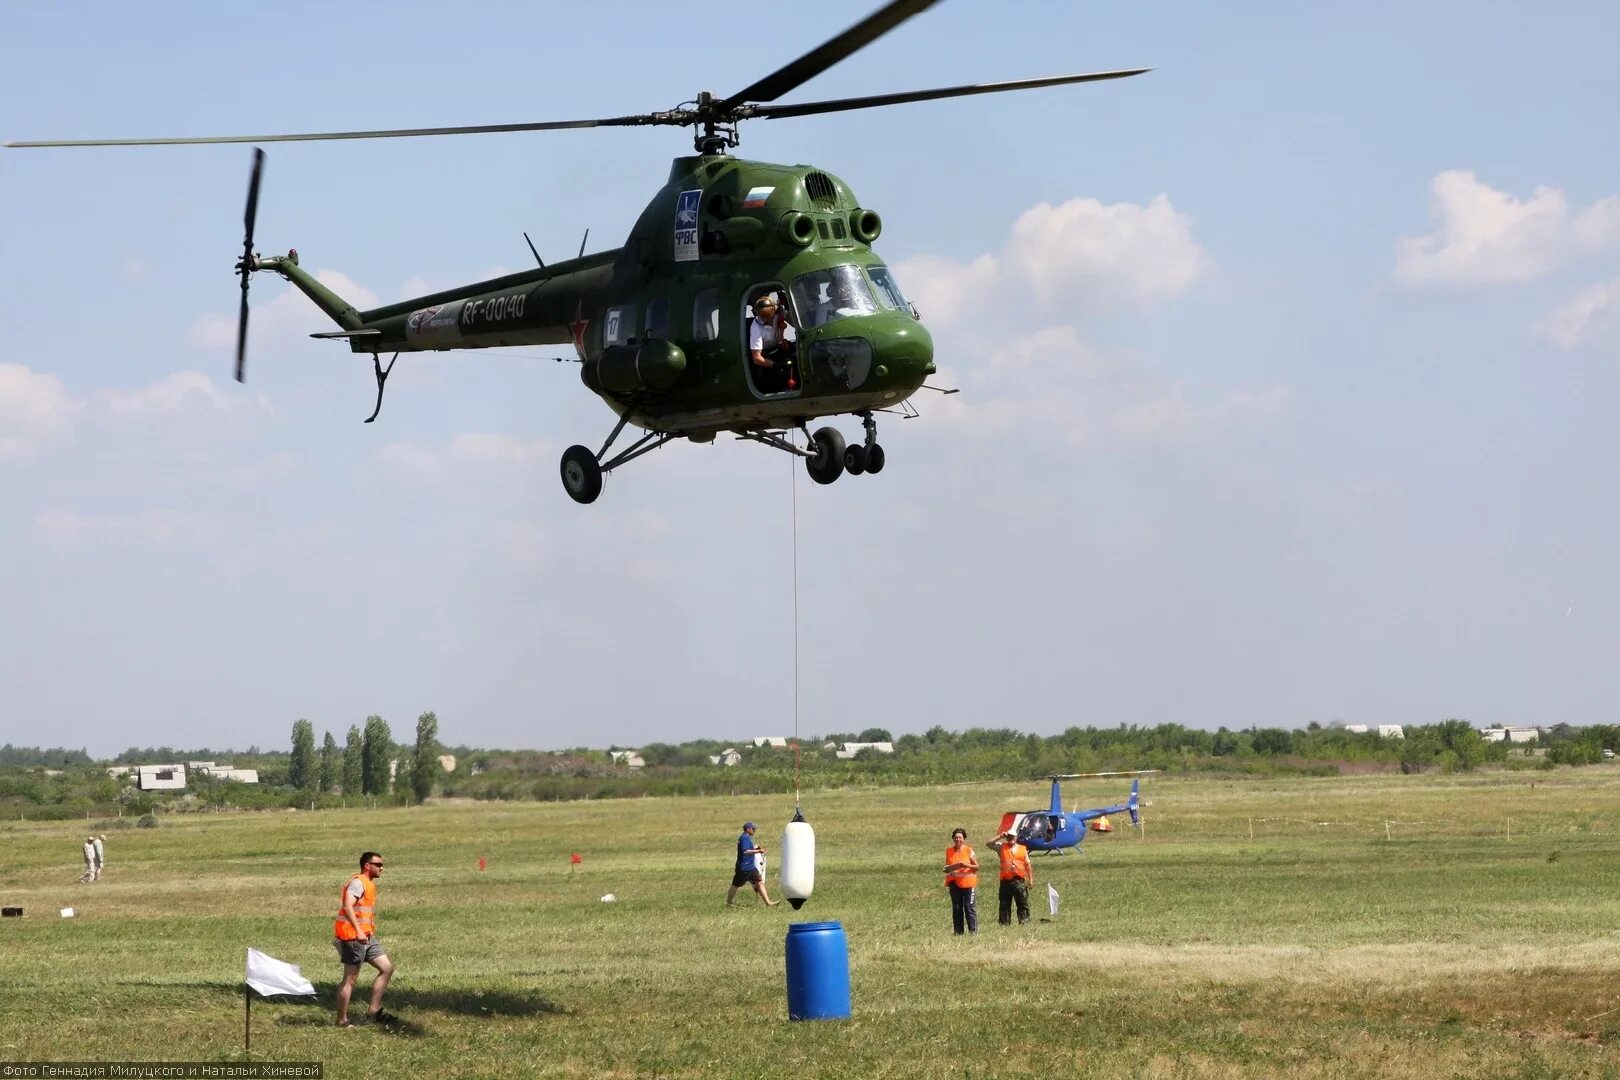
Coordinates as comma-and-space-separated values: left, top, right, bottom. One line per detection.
1018, 814, 1058, 843
791, 265, 878, 329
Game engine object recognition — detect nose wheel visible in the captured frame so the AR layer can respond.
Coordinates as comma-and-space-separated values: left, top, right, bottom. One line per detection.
838, 410, 884, 477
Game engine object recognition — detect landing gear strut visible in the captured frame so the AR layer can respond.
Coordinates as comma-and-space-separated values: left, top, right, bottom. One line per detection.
558, 410, 678, 505
842, 411, 884, 476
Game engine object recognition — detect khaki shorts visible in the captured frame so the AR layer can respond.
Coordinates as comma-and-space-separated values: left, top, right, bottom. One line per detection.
334, 937, 386, 966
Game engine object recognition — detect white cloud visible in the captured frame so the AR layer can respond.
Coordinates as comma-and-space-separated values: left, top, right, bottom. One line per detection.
930, 325, 1287, 446
98, 370, 235, 417
33, 507, 212, 548
377, 432, 556, 484
894, 194, 1204, 329
1395, 171, 1620, 287
1006, 194, 1205, 309
896, 196, 1274, 448
893, 254, 999, 329
1538, 278, 1620, 349
0, 363, 81, 461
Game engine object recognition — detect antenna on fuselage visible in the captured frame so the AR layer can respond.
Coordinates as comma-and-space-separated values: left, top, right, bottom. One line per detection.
577, 228, 590, 259
523, 231, 544, 268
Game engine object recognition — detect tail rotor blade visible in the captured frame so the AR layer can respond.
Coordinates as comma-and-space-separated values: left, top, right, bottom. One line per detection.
235, 148, 265, 383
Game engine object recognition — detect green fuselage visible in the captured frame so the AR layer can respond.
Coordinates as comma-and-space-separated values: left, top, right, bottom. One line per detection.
265, 154, 935, 436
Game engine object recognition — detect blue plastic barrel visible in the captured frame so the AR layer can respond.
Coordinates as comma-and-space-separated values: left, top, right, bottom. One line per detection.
784, 921, 851, 1021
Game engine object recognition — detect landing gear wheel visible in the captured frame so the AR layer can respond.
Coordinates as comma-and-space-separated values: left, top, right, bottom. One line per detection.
560, 444, 603, 504
843, 444, 868, 475
865, 443, 885, 474
806, 427, 846, 485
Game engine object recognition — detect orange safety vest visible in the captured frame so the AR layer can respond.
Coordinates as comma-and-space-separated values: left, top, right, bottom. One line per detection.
944, 844, 977, 889
334, 873, 377, 940
998, 842, 1031, 882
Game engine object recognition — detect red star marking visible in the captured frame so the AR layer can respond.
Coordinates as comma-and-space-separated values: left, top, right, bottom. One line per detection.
569, 302, 591, 362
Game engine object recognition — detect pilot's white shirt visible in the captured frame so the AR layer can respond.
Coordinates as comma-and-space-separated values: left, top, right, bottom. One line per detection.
748, 316, 796, 354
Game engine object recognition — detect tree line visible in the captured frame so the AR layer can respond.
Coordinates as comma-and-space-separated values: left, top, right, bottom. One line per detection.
3, 718, 1615, 818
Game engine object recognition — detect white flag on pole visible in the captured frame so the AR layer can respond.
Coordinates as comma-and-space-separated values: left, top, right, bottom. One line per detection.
246, 948, 315, 997
1047, 884, 1060, 918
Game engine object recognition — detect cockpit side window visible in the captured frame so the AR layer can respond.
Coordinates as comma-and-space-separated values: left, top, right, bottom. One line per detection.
866, 265, 912, 315
790, 264, 878, 329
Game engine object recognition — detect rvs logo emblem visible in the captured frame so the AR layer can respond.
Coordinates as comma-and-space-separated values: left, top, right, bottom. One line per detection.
673, 188, 701, 262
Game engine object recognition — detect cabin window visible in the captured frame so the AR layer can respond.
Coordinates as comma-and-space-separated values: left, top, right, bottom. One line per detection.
866, 265, 913, 316
831, 219, 847, 240
603, 304, 636, 347
692, 289, 721, 342
645, 298, 671, 340
817, 220, 831, 240
791, 264, 878, 329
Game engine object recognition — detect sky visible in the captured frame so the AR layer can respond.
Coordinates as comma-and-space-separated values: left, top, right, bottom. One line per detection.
3, 2, 1619, 758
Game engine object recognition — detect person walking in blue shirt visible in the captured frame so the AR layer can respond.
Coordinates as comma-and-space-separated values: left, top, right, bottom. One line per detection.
725, 822, 780, 907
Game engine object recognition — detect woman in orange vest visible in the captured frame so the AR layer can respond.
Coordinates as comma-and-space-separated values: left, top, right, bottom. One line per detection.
943, 828, 979, 934
988, 829, 1034, 925
333, 850, 398, 1027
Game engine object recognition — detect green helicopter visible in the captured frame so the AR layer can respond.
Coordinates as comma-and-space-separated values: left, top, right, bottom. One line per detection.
5, 0, 1145, 504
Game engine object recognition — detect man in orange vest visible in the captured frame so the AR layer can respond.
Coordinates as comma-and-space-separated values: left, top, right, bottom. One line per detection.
942, 828, 979, 935
334, 851, 397, 1027
988, 829, 1034, 926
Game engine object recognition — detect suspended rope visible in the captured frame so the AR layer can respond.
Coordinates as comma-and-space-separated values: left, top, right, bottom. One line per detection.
790, 435, 801, 813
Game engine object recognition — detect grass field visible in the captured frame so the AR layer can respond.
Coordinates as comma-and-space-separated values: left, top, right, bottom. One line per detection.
2, 770, 1619, 1078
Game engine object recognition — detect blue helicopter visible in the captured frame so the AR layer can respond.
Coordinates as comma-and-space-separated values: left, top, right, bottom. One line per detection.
992, 771, 1157, 854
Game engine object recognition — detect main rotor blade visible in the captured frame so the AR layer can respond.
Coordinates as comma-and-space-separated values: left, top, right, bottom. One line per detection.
744, 68, 1151, 121
4, 113, 684, 149
720, 0, 942, 109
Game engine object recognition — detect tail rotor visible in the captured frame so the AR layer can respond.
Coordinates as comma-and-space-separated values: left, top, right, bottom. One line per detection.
234, 147, 265, 382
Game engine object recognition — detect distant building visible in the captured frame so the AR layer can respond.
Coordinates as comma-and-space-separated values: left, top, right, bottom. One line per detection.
438, 754, 457, 773
609, 751, 646, 769
106, 766, 132, 778
1480, 726, 1543, 744
187, 761, 216, 772
136, 764, 187, 790
752, 737, 788, 748
709, 748, 743, 767
834, 741, 895, 759
214, 768, 259, 784
1342, 725, 1403, 738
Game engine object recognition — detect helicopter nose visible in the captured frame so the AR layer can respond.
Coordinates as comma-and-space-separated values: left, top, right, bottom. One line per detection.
868, 314, 934, 390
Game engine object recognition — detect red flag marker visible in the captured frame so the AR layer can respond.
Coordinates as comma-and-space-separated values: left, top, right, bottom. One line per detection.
570, 852, 583, 866
477, 856, 487, 872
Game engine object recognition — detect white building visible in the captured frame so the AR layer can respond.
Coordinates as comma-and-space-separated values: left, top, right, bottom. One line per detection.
834, 741, 895, 759
438, 754, 457, 773
136, 764, 187, 790
1377, 725, 1404, 739
709, 748, 743, 767
1480, 726, 1543, 744
752, 737, 788, 748
214, 768, 259, 783
609, 751, 646, 769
